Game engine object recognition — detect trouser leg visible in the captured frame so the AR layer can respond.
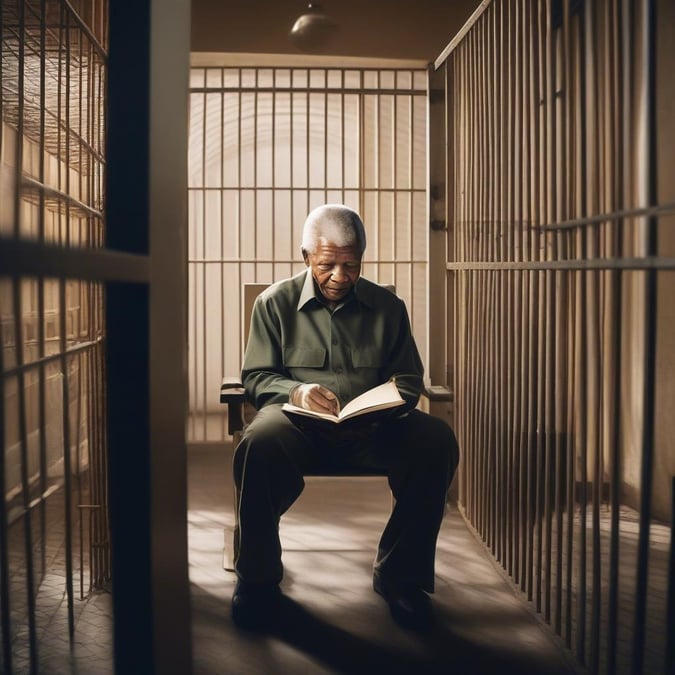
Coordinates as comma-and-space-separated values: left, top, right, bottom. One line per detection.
232, 404, 314, 585
370, 410, 460, 592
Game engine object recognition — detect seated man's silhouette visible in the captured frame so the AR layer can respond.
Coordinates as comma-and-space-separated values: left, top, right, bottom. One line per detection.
231, 203, 459, 630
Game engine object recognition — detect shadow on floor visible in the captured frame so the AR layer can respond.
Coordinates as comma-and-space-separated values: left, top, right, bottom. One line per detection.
188, 446, 580, 675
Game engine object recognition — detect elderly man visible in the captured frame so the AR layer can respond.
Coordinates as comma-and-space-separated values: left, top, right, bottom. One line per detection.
232, 204, 459, 630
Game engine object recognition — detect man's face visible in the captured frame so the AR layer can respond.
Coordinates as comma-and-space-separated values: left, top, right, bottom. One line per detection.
303, 238, 362, 305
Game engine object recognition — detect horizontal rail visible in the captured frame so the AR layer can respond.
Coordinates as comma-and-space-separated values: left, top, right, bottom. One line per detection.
446, 257, 675, 272
0, 238, 149, 282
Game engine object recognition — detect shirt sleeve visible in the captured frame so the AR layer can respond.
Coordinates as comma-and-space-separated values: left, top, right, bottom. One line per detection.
241, 294, 298, 409
382, 298, 424, 413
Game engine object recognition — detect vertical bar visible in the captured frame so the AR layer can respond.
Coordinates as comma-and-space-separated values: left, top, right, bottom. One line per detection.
407, 73, 413, 320
667, 476, 675, 674
63, 7, 77, 637
13, 0, 38, 669
107, 0, 192, 671
503, 0, 515, 578
606, 0, 623, 662
106, 2, 151, 671
271, 69, 277, 275
220, 69, 227, 440
14, 281, 39, 671
37, 0, 48, 593
632, 0, 657, 669
305, 68, 310, 221
200, 71, 207, 440
291, 68, 296, 273
0, 300, 11, 675
323, 68, 328, 206
340, 68, 345, 206
374, 70, 380, 278
253, 68, 259, 279
0, 7, 13, 649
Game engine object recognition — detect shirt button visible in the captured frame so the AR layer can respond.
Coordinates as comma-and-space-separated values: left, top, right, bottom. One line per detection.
332, 338, 338, 345
335, 366, 343, 374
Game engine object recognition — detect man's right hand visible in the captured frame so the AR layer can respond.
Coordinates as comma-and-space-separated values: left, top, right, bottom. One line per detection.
290, 383, 340, 415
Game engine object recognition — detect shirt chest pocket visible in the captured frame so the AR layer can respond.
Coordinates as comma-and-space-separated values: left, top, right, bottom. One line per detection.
283, 347, 327, 369
351, 347, 384, 369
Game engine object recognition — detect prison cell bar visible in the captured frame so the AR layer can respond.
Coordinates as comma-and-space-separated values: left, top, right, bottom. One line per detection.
437, 0, 672, 673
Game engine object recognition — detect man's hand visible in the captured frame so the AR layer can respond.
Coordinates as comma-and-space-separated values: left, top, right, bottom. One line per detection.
290, 383, 340, 415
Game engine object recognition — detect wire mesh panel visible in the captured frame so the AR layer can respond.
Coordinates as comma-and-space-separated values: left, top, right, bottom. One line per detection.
188, 64, 429, 443
1, 1, 109, 672
436, 0, 674, 673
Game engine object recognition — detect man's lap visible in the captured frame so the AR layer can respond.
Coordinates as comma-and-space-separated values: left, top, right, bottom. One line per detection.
238, 403, 457, 475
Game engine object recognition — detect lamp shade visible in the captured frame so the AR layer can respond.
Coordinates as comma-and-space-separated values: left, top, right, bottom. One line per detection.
289, 3, 338, 52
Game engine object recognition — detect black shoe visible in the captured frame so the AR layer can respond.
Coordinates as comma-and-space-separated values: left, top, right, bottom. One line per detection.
231, 580, 281, 630
373, 572, 433, 630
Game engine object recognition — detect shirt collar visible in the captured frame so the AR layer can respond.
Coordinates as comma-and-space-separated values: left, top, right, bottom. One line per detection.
297, 269, 375, 311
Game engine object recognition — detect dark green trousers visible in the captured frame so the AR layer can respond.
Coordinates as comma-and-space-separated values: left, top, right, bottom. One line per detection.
233, 405, 459, 592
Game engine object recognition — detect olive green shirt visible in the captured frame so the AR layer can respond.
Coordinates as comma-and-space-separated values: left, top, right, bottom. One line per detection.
241, 269, 424, 412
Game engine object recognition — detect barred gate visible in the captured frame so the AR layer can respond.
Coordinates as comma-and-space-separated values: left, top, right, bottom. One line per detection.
1, 1, 110, 673
433, 1, 674, 673
187, 61, 430, 443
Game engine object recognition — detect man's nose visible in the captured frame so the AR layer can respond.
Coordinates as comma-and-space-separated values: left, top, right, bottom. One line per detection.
331, 265, 349, 281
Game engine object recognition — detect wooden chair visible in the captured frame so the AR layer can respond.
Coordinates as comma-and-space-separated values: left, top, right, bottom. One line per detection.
219, 282, 454, 570
219, 283, 395, 570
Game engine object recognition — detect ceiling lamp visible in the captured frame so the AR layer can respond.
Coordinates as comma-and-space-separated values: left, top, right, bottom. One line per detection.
289, 2, 338, 52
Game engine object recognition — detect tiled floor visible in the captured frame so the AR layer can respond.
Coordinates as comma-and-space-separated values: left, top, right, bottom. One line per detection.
8, 444, 584, 674
188, 445, 581, 675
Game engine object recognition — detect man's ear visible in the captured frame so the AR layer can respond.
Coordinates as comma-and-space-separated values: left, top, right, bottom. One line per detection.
301, 248, 310, 266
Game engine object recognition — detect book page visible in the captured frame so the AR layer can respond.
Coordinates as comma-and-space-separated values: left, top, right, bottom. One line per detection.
281, 403, 339, 422
281, 380, 404, 424
338, 380, 403, 419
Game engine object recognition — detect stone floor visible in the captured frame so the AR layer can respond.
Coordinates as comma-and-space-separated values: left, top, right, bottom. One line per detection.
188, 445, 581, 675
6, 444, 586, 674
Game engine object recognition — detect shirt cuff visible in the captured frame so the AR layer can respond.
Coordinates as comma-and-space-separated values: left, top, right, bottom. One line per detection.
287, 382, 301, 405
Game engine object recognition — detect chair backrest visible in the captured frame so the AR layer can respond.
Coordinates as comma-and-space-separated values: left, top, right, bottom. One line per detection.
242, 283, 269, 354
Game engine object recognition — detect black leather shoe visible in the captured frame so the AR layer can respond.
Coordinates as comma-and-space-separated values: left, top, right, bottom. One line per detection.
373, 572, 433, 630
231, 580, 281, 630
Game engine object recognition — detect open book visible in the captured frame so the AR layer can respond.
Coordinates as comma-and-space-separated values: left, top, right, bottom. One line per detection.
282, 379, 405, 426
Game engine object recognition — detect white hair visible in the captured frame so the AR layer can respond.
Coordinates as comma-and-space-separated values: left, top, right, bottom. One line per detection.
301, 204, 367, 254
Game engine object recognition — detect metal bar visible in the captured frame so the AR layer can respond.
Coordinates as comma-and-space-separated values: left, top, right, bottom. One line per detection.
667, 476, 675, 675
446, 256, 675, 271
61, 0, 107, 60
582, 1, 603, 668
37, 0, 49, 597
220, 72, 227, 440
632, 0, 658, 669
21, 176, 105, 219
0, 238, 150, 281
189, 186, 426, 194
434, 0, 494, 69
13, 278, 40, 670
191, 86, 427, 96
553, 0, 569, 639
2, 337, 104, 378
537, 201, 675, 230
0, 284, 13, 675
62, 5, 76, 633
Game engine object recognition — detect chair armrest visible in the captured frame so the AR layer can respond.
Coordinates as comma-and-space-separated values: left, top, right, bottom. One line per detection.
423, 385, 453, 402
220, 377, 246, 435
220, 377, 245, 402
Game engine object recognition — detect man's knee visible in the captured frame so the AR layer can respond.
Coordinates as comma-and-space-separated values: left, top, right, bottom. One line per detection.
233, 404, 311, 487
406, 410, 460, 472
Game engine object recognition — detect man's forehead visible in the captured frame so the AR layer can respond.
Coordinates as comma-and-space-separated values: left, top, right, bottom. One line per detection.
312, 240, 362, 258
